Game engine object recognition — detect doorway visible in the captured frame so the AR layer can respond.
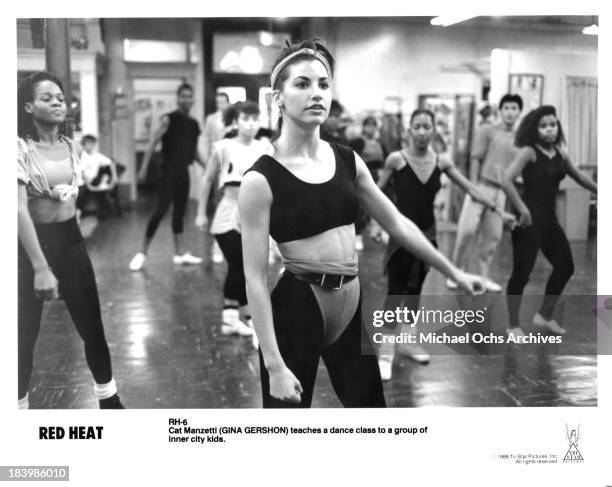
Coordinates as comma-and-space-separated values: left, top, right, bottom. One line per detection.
202, 18, 303, 124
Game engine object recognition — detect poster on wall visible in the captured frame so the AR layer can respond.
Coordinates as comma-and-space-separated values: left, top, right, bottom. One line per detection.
508, 73, 544, 112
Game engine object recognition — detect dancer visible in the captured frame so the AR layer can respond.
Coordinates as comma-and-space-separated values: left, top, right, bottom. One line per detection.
202, 92, 231, 162
376, 109, 514, 379
198, 101, 269, 341
447, 94, 523, 292
130, 83, 205, 271
196, 92, 231, 264
76, 134, 119, 220
502, 105, 596, 337
350, 115, 387, 243
17, 71, 123, 409
239, 39, 484, 408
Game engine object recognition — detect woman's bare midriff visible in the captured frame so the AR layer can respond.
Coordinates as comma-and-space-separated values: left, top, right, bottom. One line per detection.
28, 198, 76, 224
278, 223, 356, 263
223, 186, 240, 199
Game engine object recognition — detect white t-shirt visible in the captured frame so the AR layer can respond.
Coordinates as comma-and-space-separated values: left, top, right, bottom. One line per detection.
209, 138, 269, 234
80, 151, 112, 184
212, 138, 270, 188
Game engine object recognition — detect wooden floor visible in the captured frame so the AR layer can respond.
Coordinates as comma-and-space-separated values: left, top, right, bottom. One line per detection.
25, 194, 597, 408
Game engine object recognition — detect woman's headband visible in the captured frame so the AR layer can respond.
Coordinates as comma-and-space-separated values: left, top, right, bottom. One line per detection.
270, 48, 332, 89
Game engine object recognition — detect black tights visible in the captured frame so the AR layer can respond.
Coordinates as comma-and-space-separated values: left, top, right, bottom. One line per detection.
386, 248, 429, 298
145, 169, 190, 238
260, 273, 385, 408
214, 230, 247, 305
506, 208, 574, 327
383, 247, 431, 332
18, 218, 113, 399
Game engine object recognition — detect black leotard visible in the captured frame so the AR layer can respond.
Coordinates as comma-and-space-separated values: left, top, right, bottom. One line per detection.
393, 151, 442, 231
246, 143, 359, 243
522, 145, 567, 209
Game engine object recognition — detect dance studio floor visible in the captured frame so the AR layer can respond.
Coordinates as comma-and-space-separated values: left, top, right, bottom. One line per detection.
25, 195, 598, 408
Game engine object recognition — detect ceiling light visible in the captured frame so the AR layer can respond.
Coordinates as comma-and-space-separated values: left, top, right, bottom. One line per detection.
431, 16, 475, 27
260, 31, 273, 46
582, 24, 599, 36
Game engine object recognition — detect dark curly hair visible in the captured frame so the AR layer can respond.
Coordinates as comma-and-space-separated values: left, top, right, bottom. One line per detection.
18, 71, 67, 140
515, 105, 565, 148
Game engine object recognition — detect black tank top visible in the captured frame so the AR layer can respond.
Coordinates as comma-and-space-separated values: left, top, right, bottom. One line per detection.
522, 145, 566, 208
161, 110, 201, 171
246, 143, 359, 243
393, 151, 442, 231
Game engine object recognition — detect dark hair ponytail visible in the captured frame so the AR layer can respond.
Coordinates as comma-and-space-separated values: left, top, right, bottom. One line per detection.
269, 38, 335, 143
409, 108, 436, 126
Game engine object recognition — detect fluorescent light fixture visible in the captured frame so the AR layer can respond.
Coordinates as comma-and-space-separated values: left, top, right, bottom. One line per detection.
431, 16, 475, 27
582, 24, 599, 35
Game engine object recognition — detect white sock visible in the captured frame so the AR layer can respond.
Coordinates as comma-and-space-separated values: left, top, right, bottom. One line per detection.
94, 378, 118, 400
18, 394, 29, 410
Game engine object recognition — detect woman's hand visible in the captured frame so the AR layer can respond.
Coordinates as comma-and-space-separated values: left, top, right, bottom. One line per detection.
471, 188, 495, 210
453, 270, 485, 296
269, 366, 303, 404
500, 211, 518, 230
34, 267, 59, 301
50, 184, 78, 201
518, 207, 533, 228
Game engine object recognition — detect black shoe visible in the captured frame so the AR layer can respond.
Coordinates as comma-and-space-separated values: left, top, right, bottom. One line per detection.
99, 394, 125, 409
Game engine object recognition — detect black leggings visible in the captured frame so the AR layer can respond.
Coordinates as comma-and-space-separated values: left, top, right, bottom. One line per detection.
214, 230, 247, 305
145, 169, 190, 238
260, 273, 385, 408
382, 248, 430, 333
506, 207, 574, 326
18, 217, 113, 399
385, 243, 433, 313
386, 248, 429, 297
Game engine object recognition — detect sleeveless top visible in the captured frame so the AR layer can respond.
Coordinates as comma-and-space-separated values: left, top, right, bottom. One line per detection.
214, 138, 269, 188
246, 142, 359, 244
17, 136, 82, 200
161, 110, 201, 171
393, 151, 442, 231
522, 145, 567, 209
209, 138, 269, 235
383, 151, 442, 277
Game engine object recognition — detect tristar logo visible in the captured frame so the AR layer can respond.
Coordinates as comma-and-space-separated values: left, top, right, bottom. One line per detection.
563, 424, 584, 463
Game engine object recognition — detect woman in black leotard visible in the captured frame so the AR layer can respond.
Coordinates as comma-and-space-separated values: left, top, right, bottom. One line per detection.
17, 71, 123, 409
239, 39, 485, 408
502, 105, 597, 337
376, 109, 513, 379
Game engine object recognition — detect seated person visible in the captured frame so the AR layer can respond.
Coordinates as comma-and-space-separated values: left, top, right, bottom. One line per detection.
76, 134, 120, 219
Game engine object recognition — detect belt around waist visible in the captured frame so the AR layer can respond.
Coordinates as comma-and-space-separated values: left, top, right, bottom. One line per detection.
287, 270, 357, 290
479, 178, 503, 189
223, 181, 241, 188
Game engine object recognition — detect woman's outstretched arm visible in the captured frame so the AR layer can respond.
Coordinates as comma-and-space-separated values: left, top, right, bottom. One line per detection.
354, 153, 483, 294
